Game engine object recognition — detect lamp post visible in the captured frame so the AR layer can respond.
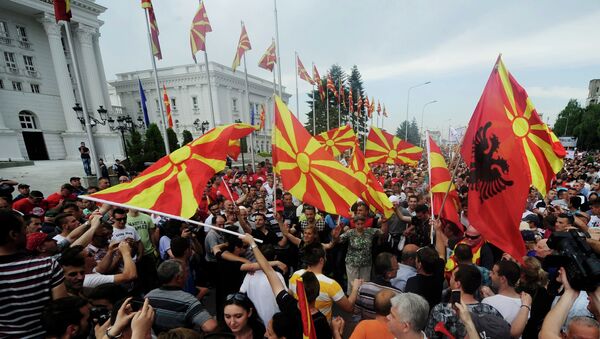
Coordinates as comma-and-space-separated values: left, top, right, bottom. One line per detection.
405, 81, 431, 140
420, 100, 437, 146
109, 115, 134, 160
194, 119, 210, 135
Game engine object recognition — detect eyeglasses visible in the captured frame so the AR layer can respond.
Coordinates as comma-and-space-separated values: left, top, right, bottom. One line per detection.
114, 217, 127, 222
226, 292, 248, 303
464, 234, 480, 240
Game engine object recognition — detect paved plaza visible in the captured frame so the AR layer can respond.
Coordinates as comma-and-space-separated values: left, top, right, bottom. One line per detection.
0, 160, 87, 196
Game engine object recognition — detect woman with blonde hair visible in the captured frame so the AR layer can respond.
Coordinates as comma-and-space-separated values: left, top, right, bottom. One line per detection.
517, 256, 553, 339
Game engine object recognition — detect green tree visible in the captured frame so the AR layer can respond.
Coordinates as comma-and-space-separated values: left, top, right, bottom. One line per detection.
167, 128, 179, 151
181, 130, 194, 145
127, 130, 145, 171
395, 118, 420, 145
553, 99, 584, 137
143, 123, 166, 162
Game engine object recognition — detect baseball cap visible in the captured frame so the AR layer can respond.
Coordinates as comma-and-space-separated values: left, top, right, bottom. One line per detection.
17, 183, 30, 189
469, 312, 511, 338
26, 232, 53, 251
70, 177, 81, 182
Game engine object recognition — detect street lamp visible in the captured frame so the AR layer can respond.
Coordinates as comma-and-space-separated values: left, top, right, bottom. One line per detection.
405, 81, 431, 140
420, 100, 437, 146
72, 104, 112, 128
109, 115, 134, 159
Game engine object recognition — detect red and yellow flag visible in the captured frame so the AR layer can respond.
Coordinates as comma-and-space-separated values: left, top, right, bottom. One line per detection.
314, 125, 357, 157
297, 56, 314, 85
297, 277, 317, 339
377, 101, 382, 115
383, 105, 388, 117
426, 133, 461, 229
461, 56, 565, 263
273, 96, 364, 218
357, 96, 363, 116
312, 65, 325, 101
258, 40, 276, 72
228, 124, 259, 161
54, 0, 71, 22
162, 84, 173, 128
89, 124, 254, 217
364, 96, 371, 118
259, 104, 266, 130
232, 23, 251, 72
190, 0, 212, 62
348, 86, 354, 114
349, 142, 394, 218
142, 0, 162, 60
327, 74, 338, 99
370, 97, 376, 116
365, 126, 423, 165
339, 81, 346, 108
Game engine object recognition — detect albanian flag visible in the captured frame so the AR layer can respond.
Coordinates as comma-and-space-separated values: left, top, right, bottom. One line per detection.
349, 142, 394, 218
461, 56, 565, 262
88, 123, 254, 218
314, 124, 357, 157
365, 126, 423, 165
273, 96, 364, 218
426, 133, 461, 229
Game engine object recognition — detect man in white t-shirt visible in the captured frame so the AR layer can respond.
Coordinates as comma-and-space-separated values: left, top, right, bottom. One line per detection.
482, 260, 531, 338
588, 200, 600, 229
110, 208, 143, 258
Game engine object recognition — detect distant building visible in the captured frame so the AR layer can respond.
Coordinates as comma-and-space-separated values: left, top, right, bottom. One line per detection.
0, 0, 122, 161
109, 61, 290, 153
587, 79, 600, 106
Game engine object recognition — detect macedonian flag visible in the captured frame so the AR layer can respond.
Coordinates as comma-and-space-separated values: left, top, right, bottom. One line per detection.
461, 55, 565, 263
273, 96, 364, 217
88, 123, 254, 218
365, 126, 423, 165
314, 124, 357, 157
426, 133, 461, 229
232, 23, 251, 72
349, 142, 394, 218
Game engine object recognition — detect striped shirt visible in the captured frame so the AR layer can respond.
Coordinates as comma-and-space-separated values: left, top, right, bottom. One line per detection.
146, 286, 213, 333
0, 253, 64, 338
289, 269, 345, 321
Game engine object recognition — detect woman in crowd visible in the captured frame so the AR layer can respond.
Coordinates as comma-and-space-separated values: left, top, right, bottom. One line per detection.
223, 292, 265, 339
517, 256, 554, 339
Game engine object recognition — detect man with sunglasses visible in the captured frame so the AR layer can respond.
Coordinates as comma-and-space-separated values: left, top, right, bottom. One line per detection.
110, 208, 143, 260
13, 190, 48, 219
445, 224, 495, 276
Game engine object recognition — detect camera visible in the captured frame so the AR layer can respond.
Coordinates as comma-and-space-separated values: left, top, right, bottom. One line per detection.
90, 306, 111, 325
544, 229, 600, 292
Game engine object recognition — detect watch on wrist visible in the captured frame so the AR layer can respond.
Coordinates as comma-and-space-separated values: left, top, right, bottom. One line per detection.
105, 326, 123, 339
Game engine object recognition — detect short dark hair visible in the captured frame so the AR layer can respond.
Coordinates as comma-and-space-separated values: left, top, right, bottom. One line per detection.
303, 205, 316, 213
87, 283, 128, 306
569, 196, 582, 209
260, 244, 276, 261
454, 243, 473, 262
59, 245, 85, 268
61, 202, 79, 212
300, 271, 320, 303
416, 247, 439, 274
55, 213, 73, 227
557, 213, 574, 225
496, 260, 521, 287
302, 242, 326, 266
415, 204, 429, 214
454, 264, 482, 295
112, 208, 127, 216
0, 210, 24, 246
42, 296, 87, 337
374, 252, 396, 276
23, 214, 41, 225
170, 236, 190, 258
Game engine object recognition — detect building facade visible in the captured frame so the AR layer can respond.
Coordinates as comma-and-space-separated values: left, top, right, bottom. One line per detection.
0, 0, 123, 162
109, 61, 290, 154
587, 79, 600, 106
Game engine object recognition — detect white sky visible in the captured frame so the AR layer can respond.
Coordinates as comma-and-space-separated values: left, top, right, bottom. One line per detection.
97, 0, 600, 136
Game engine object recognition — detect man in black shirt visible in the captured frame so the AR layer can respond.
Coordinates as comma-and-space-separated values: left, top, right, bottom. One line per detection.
405, 246, 445, 310
78, 142, 92, 176
251, 213, 285, 247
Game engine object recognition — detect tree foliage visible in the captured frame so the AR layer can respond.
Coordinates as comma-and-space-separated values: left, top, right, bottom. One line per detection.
143, 123, 166, 163
181, 130, 194, 145
553, 100, 600, 150
395, 118, 421, 146
167, 128, 179, 151
127, 130, 145, 171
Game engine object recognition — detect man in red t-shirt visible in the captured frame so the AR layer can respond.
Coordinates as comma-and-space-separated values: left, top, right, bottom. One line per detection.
13, 190, 48, 218
45, 184, 77, 210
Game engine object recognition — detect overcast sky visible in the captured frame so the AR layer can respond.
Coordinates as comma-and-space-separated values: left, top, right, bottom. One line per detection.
96, 0, 600, 136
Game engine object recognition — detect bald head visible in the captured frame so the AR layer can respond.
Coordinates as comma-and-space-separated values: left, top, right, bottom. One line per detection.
374, 289, 397, 316
534, 239, 552, 258
401, 244, 419, 265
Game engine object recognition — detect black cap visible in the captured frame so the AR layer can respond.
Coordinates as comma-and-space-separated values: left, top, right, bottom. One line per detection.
69, 177, 81, 182
17, 184, 30, 189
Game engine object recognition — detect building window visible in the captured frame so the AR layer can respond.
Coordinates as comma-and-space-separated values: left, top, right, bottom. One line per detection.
232, 98, 238, 112
16, 25, 30, 49
155, 99, 160, 111
12, 81, 22, 91
19, 111, 36, 129
136, 100, 142, 112
0, 21, 9, 45
4, 52, 17, 73
0, 79, 3, 89
30, 84, 39, 93
191, 96, 199, 110
171, 98, 177, 111
23, 55, 36, 76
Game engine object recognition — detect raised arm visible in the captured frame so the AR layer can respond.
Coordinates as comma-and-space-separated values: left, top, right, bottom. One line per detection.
240, 233, 286, 296
539, 268, 580, 339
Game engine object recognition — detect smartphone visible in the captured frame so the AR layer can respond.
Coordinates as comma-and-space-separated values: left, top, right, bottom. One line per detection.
130, 299, 145, 312
450, 290, 461, 306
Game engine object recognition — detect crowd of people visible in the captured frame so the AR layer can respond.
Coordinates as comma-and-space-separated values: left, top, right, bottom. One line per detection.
0, 150, 600, 339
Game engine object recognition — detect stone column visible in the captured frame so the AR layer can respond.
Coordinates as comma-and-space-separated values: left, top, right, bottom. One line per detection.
38, 15, 80, 132
92, 33, 112, 113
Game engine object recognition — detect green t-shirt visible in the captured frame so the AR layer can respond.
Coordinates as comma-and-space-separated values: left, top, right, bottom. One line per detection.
126, 213, 156, 255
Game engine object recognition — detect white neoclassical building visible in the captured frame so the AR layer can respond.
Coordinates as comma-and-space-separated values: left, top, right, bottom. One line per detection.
109, 61, 290, 153
0, 0, 123, 161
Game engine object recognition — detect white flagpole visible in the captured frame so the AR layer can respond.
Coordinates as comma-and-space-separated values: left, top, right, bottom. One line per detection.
312, 81, 316, 135
79, 195, 262, 243
63, 22, 100, 178
143, 10, 170, 154
294, 52, 299, 119
337, 80, 341, 128
203, 51, 217, 128
274, 0, 283, 97
426, 130, 435, 244
241, 23, 256, 172
326, 83, 330, 130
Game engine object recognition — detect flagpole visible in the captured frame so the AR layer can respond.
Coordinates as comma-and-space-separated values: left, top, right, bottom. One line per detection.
79, 195, 263, 243
337, 80, 341, 128
311, 81, 316, 135
273, 0, 282, 97
143, 9, 170, 154
242, 24, 256, 172
326, 84, 330, 130
437, 135, 466, 231
271, 93, 277, 216
294, 52, 299, 119
63, 21, 100, 179
202, 51, 217, 128
425, 131, 435, 244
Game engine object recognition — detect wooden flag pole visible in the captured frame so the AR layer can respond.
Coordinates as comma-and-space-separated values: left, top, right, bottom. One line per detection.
79, 195, 263, 243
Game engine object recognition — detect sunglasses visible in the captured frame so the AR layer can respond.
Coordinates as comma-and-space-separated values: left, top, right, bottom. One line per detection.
114, 217, 127, 222
464, 234, 480, 240
226, 292, 248, 303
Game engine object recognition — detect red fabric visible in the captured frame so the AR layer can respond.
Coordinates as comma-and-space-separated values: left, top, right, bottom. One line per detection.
13, 199, 48, 220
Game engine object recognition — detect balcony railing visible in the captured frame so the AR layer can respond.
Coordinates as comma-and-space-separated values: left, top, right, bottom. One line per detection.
26, 69, 38, 78
113, 105, 126, 115
0, 36, 11, 46
18, 40, 31, 49
7, 67, 19, 74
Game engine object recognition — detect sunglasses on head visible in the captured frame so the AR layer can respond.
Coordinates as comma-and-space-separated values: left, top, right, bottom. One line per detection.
464, 233, 480, 240
226, 292, 248, 303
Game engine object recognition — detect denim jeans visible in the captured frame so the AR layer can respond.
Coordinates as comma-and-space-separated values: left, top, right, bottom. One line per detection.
82, 157, 92, 176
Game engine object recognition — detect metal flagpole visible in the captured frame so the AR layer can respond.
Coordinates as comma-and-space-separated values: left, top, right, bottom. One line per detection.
326, 85, 330, 130
203, 51, 216, 128
143, 10, 170, 154
312, 82, 316, 135
242, 33, 256, 172
274, 0, 282, 97
337, 80, 341, 128
425, 130, 435, 244
63, 22, 100, 179
294, 52, 299, 119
